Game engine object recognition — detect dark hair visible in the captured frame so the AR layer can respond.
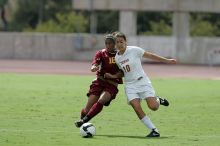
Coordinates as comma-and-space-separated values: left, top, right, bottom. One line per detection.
113, 31, 126, 41
104, 34, 115, 44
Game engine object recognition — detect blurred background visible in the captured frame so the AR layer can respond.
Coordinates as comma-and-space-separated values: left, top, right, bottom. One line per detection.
0, 0, 220, 65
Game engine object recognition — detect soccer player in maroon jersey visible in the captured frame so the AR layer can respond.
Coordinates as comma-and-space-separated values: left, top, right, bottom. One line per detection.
74, 34, 123, 128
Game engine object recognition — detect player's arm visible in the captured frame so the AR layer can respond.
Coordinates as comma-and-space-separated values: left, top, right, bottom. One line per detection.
91, 50, 102, 72
91, 63, 99, 72
143, 51, 177, 64
104, 70, 124, 79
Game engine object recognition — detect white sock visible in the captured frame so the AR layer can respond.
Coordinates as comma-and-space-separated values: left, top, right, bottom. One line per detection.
141, 116, 159, 132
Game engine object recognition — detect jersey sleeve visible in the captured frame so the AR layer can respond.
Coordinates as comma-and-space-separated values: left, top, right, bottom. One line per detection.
134, 46, 145, 58
92, 51, 102, 65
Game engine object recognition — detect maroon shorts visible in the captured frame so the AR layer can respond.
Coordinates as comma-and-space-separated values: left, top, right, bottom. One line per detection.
87, 78, 119, 100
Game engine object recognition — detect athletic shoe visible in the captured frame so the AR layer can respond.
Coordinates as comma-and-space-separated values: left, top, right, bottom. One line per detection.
146, 129, 160, 137
74, 120, 84, 128
157, 96, 169, 106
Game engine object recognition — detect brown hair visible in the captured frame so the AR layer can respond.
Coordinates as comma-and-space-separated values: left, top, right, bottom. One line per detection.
112, 31, 126, 41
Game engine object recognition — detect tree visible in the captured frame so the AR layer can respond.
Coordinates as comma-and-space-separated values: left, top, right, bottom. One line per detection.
96, 11, 118, 34
26, 12, 88, 33
0, 0, 8, 31
190, 13, 220, 37
137, 11, 172, 36
9, 0, 72, 31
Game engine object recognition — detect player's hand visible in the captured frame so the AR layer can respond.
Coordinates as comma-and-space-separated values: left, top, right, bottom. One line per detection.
104, 73, 114, 79
167, 59, 177, 64
91, 65, 99, 72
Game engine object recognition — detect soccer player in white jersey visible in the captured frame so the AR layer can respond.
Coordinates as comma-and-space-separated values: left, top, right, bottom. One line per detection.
105, 32, 177, 137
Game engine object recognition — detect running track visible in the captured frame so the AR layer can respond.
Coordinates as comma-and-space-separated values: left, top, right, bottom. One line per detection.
0, 60, 219, 80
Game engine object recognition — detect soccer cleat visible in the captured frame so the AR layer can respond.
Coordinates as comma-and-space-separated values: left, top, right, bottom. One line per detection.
157, 96, 169, 106
74, 120, 84, 128
146, 129, 160, 137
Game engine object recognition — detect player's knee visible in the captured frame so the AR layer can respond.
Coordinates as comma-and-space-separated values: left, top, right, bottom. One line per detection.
146, 98, 159, 111
151, 107, 158, 111
99, 94, 112, 106
148, 104, 159, 111
103, 100, 111, 106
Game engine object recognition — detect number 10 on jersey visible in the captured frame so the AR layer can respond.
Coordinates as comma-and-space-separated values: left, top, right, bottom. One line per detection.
123, 65, 130, 72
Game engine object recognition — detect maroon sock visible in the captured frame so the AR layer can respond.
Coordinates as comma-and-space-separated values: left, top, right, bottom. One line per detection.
80, 108, 87, 119
86, 102, 104, 120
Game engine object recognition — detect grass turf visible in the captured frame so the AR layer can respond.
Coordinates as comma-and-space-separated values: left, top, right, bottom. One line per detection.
0, 73, 219, 146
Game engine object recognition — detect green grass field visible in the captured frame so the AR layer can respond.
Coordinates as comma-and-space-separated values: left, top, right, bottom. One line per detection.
0, 73, 219, 146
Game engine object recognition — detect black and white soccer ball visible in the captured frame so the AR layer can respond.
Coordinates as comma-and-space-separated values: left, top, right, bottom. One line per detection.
80, 123, 96, 138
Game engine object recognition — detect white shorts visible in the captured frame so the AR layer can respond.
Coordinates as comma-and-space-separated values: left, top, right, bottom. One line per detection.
125, 82, 156, 104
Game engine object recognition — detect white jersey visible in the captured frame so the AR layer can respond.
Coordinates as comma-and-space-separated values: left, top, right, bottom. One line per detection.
115, 46, 151, 85
115, 46, 156, 102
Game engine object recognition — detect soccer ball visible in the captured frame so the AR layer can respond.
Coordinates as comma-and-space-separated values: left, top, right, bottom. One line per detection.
80, 123, 96, 138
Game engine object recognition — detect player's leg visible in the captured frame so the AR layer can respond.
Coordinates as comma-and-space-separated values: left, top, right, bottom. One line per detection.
75, 79, 103, 127
80, 84, 101, 119
144, 96, 169, 137
129, 98, 158, 133
75, 82, 118, 128
80, 95, 98, 119
127, 91, 160, 137
129, 98, 160, 137
130, 98, 145, 119
146, 97, 160, 111
145, 96, 169, 110
75, 95, 98, 127
141, 83, 169, 110
82, 91, 111, 121
75, 91, 111, 127
82, 83, 118, 121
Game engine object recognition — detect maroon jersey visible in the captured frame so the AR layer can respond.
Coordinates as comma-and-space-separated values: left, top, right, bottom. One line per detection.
92, 48, 123, 84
